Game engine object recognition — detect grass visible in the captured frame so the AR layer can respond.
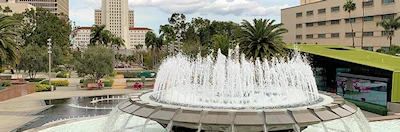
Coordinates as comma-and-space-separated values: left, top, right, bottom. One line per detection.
286, 44, 400, 71
346, 98, 388, 116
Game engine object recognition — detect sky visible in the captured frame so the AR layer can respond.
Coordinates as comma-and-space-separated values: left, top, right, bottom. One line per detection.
69, 0, 299, 33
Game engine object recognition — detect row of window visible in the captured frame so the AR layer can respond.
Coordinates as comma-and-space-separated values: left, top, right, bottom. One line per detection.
296, 31, 392, 39
296, 14, 395, 28
296, 0, 395, 17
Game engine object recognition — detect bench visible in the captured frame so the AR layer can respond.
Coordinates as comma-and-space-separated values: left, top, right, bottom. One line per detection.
87, 83, 101, 90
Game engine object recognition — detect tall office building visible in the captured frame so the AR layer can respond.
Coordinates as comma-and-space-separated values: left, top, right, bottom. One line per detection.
281, 0, 399, 51
0, 0, 69, 16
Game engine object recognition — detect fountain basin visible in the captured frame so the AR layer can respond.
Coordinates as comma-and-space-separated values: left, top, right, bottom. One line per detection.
118, 90, 358, 131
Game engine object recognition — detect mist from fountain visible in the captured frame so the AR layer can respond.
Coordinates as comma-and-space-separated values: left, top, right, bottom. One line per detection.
151, 46, 320, 109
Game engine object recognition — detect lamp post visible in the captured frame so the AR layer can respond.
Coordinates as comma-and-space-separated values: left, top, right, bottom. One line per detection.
47, 39, 53, 91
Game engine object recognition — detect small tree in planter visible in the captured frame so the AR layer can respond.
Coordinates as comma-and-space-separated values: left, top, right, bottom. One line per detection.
75, 46, 115, 81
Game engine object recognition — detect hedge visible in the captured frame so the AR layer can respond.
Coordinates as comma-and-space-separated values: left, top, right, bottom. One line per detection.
56, 71, 69, 78
25, 78, 45, 82
104, 81, 113, 87
35, 84, 57, 92
346, 99, 388, 116
0, 81, 11, 87
41, 80, 69, 86
117, 72, 139, 78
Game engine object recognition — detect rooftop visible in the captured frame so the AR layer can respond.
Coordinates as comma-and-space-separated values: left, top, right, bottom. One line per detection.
129, 27, 152, 31
286, 44, 400, 72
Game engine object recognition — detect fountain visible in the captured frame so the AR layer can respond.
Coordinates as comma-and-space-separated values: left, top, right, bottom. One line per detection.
33, 46, 387, 132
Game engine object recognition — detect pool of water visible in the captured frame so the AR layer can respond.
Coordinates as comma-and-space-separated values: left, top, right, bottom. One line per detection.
16, 95, 126, 132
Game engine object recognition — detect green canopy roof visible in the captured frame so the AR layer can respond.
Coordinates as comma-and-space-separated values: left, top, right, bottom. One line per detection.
286, 44, 400, 72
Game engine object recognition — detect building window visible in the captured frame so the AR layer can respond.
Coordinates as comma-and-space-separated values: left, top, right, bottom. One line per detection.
363, 1, 374, 7
318, 21, 326, 26
318, 8, 326, 14
296, 12, 302, 17
345, 18, 356, 23
306, 34, 314, 39
296, 35, 302, 39
331, 20, 340, 25
331, 33, 340, 38
345, 32, 355, 37
382, 14, 394, 20
296, 24, 302, 28
318, 34, 326, 38
331, 6, 340, 12
381, 31, 394, 36
382, 0, 395, 4
363, 32, 374, 36
362, 47, 373, 51
381, 47, 390, 52
363, 16, 374, 21
306, 10, 314, 15
306, 23, 314, 27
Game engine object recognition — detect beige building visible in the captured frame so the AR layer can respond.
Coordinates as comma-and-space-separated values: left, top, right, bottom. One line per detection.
95, 0, 135, 49
281, 0, 399, 51
0, 1, 35, 15
73, 27, 91, 50
0, 0, 69, 16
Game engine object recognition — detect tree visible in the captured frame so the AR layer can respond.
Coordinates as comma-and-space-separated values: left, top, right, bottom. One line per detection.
90, 25, 109, 45
343, 0, 356, 48
212, 34, 234, 56
0, 14, 22, 65
145, 31, 165, 69
361, 0, 365, 48
376, 17, 400, 47
238, 19, 288, 60
134, 44, 144, 50
18, 45, 47, 79
3, 6, 12, 15
75, 46, 115, 81
111, 36, 125, 49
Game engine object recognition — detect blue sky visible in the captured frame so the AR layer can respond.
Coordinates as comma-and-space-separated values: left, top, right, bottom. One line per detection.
69, 0, 299, 33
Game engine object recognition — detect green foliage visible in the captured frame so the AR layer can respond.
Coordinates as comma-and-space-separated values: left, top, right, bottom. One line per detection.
74, 46, 115, 81
376, 17, 400, 46
79, 79, 85, 83
343, 0, 356, 47
238, 19, 288, 60
18, 45, 47, 79
104, 81, 113, 87
41, 80, 69, 86
0, 69, 4, 73
0, 81, 11, 87
25, 78, 45, 82
56, 71, 68, 78
35, 84, 56, 92
346, 99, 388, 116
0, 14, 22, 65
118, 72, 139, 78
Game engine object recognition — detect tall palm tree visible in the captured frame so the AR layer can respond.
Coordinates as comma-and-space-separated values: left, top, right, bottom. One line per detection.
376, 17, 400, 47
90, 25, 113, 46
134, 44, 144, 50
0, 14, 21, 65
3, 6, 12, 15
238, 18, 288, 60
343, 0, 356, 48
212, 34, 234, 56
145, 32, 157, 69
361, 0, 365, 48
111, 37, 125, 49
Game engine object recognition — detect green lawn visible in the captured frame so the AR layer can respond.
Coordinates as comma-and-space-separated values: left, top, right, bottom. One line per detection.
286, 44, 400, 72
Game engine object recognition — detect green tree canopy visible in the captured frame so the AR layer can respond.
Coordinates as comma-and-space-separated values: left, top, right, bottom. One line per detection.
0, 14, 22, 65
376, 17, 400, 47
74, 46, 115, 81
18, 45, 47, 79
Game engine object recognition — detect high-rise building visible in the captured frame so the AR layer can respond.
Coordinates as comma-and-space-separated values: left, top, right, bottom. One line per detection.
0, 0, 69, 16
95, 0, 140, 50
281, 0, 399, 51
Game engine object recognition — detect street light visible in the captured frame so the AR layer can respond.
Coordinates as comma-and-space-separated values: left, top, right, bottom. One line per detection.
47, 38, 53, 91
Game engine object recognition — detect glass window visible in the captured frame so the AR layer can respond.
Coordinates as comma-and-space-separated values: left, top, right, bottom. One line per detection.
296, 24, 302, 28
306, 23, 314, 27
345, 18, 356, 23
363, 1, 374, 7
318, 34, 326, 38
296, 12, 302, 17
346, 32, 356, 37
331, 33, 340, 38
381, 47, 390, 52
382, 0, 395, 4
382, 14, 394, 20
363, 32, 374, 36
362, 47, 374, 51
331, 6, 340, 12
306, 34, 313, 39
363, 16, 374, 21
381, 31, 394, 36
307, 10, 314, 15
296, 35, 302, 39
331, 20, 340, 25
318, 8, 326, 14
318, 21, 326, 26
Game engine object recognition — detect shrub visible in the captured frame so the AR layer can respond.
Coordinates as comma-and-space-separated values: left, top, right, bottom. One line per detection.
25, 78, 45, 82
0, 81, 11, 87
79, 79, 85, 83
56, 71, 68, 78
108, 71, 117, 77
51, 67, 63, 73
104, 81, 113, 87
41, 80, 69, 86
126, 80, 136, 82
118, 72, 139, 78
35, 84, 57, 92
0, 69, 5, 73
346, 99, 388, 116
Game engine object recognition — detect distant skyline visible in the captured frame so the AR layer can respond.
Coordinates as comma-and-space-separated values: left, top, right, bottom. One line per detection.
69, 0, 299, 33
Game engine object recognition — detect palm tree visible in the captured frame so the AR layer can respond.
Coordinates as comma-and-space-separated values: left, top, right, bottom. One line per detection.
238, 18, 288, 60
145, 32, 157, 69
90, 25, 113, 46
3, 6, 12, 15
0, 14, 21, 65
111, 36, 125, 49
376, 17, 400, 47
212, 34, 234, 56
134, 44, 144, 50
343, 0, 356, 48
361, 0, 365, 48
